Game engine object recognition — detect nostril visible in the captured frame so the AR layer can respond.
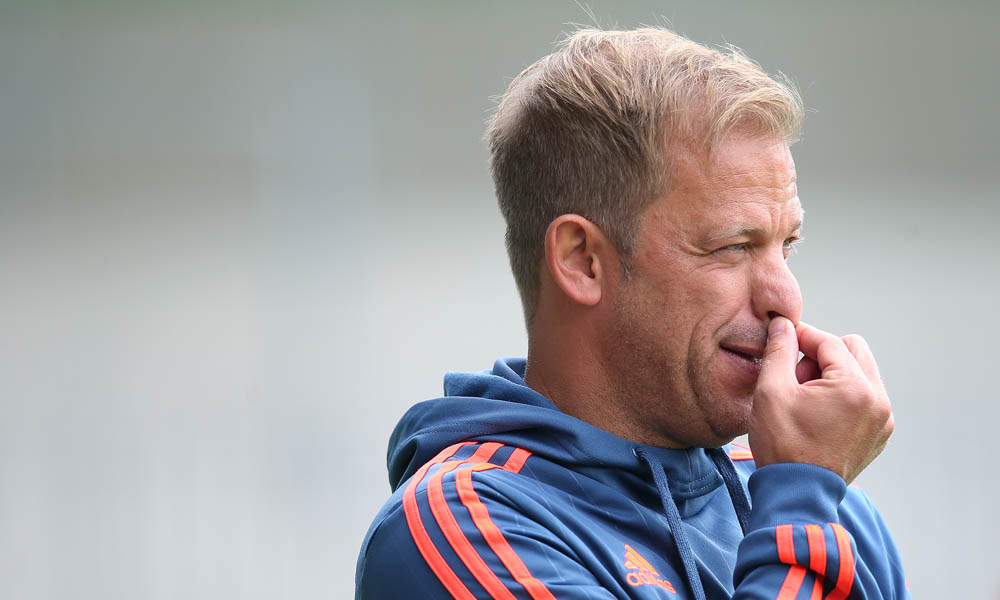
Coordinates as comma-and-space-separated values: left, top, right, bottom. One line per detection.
766, 311, 781, 321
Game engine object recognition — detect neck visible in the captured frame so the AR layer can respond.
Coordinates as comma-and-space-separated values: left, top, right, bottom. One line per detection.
524, 307, 686, 449
523, 320, 602, 420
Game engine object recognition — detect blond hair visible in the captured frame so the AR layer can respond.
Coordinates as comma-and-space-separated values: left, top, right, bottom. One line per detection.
486, 27, 803, 324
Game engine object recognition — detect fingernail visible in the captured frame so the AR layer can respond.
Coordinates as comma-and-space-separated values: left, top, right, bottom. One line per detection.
768, 317, 786, 339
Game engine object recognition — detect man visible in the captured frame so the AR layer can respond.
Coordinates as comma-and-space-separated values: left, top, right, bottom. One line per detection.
356, 27, 908, 599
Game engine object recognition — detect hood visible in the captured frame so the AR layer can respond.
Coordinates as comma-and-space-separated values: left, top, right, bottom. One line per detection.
387, 358, 727, 504
385, 357, 753, 600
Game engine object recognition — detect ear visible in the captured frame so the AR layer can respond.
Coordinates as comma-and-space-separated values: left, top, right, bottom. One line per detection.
543, 214, 611, 307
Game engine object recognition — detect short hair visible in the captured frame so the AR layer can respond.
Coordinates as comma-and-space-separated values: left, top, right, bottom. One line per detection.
486, 27, 803, 325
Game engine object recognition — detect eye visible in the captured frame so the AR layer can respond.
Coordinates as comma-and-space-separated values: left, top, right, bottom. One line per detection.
782, 236, 803, 258
719, 242, 750, 253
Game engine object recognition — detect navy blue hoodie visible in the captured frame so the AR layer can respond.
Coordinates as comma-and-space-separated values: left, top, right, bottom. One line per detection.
356, 358, 909, 599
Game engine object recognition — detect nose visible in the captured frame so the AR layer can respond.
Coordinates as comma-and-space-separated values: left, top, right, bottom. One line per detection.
751, 249, 803, 325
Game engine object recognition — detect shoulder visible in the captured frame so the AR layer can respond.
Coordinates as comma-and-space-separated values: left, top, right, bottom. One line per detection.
356, 442, 595, 599
362, 441, 541, 553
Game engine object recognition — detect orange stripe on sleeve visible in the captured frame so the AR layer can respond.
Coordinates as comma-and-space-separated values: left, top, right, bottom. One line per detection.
402, 442, 476, 600
455, 456, 556, 600
804, 524, 827, 577
776, 524, 796, 564
426, 443, 516, 600
776, 565, 807, 600
809, 577, 823, 600
826, 524, 855, 600
503, 447, 532, 473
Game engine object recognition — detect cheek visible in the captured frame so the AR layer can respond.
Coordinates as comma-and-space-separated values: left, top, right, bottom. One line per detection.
688, 268, 749, 309
686, 271, 752, 334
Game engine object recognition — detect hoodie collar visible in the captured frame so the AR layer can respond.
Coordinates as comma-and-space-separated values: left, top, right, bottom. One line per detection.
388, 358, 723, 501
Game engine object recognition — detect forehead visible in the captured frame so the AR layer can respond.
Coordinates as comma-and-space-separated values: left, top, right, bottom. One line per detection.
677, 134, 796, 194
662, 134, 801, 226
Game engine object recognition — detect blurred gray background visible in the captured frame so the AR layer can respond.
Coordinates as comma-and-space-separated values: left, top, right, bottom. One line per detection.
1, 1, 997, 598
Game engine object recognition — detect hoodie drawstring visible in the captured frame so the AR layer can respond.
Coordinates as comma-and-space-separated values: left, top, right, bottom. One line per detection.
707, 447, 751, 535
635, 446, 753, 600
634, 447, 707, 600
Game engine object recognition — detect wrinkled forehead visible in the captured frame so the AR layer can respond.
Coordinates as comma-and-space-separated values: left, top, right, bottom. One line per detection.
655, 134, 802, 234
708, 136, 796, 188
671, 133, 797, 193
660, 144, 797, 241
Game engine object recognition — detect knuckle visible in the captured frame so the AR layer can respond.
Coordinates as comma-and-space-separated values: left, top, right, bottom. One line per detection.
842, 334, 872, 356
843, 333, 867, 346
873, 400, 893, 423
818, 332, 842, 349
846, 377, 876, 404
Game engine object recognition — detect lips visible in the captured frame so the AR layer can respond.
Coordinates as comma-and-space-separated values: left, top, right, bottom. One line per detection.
719, 345, 764, 386
719, 344, 764, 364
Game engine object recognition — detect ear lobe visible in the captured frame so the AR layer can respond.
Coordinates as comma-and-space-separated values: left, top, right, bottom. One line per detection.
544, 214, 607, 307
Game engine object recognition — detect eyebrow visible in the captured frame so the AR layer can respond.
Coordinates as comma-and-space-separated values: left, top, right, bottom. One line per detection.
703, 217, 804, 245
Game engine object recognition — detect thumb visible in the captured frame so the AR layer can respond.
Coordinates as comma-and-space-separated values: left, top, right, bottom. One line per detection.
757, 317, 799, 389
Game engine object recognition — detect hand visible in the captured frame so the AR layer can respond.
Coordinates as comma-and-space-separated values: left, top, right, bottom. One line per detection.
748, 317, 894, 484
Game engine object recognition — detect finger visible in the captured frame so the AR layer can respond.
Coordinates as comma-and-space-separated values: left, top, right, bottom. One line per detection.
795, 355, 821, 383
757, 316, 800, 392
841, 334, 883, 386
795, 321, 862, 377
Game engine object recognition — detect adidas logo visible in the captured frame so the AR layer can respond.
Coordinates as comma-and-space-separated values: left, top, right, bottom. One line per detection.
623, 544, 677, 593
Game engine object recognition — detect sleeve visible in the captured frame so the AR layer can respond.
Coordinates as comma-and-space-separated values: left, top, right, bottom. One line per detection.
355, 442, 619, 600
732, 463, 911, 600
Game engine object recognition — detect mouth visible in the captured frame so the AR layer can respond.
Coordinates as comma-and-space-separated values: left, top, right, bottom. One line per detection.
720, 344, 763, 366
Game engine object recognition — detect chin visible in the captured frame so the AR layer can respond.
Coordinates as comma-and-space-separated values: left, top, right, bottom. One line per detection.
702, 394, 753, 446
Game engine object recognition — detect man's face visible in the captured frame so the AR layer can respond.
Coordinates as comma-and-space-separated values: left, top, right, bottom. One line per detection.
605, 133, 803, 448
